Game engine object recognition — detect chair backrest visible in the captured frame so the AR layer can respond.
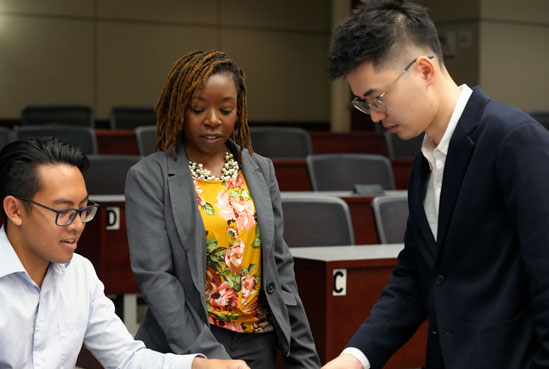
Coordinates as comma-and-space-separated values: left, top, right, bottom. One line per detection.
527, 111, 549, 130
306, 153, 395, 191
281, 194, 355, 247
15, 125, 98, 155
0, 127, 15, 151
134, 125, 157, 156
83, 155, 140, 195
109, 106, 156, 130
371, 194, 408, 244
385, 130, 424, 158
250, 126, 312, 158
21, 105, 94, 127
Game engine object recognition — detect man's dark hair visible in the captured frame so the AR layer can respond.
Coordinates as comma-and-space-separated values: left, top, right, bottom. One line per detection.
0, 136, 89, 222
327, 0, 443, 79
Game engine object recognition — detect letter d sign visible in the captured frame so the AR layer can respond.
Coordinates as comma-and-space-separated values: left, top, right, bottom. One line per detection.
106, 207, 120, 230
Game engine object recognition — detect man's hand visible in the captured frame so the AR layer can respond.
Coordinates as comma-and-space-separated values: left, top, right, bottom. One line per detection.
192, 357, 250, 369
321, 353, 363, 369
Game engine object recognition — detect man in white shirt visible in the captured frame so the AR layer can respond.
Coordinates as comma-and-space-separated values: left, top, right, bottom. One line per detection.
0, 136, 249, 369
322, 1, 549, 369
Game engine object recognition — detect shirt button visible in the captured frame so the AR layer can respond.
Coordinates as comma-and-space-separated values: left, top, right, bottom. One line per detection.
435, 275, 446, 285
266, 282, 275, 294
431, 330, 438, 335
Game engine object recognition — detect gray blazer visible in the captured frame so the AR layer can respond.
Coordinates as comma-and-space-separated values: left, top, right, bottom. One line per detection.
125, 139, 320, 368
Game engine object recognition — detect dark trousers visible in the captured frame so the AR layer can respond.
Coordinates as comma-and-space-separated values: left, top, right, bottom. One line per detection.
211, 325, 277, 369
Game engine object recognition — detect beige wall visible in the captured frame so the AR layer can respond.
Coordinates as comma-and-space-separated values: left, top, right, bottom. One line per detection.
416, 0, 480, 87
2, 1, 548, 127
411, 0, 549, 112
0, 0, 331, 122
479, 0, 549, 111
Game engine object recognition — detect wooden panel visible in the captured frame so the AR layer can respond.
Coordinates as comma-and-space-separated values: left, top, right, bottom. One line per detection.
272, 159, 313, 191
95, 129, 139, 155
391, 158, 414, 190
342, 196, 379, 245
77, 201, 140, 295
310, 131, 388, 155
76, 346, 103, 369
94, 130, 391, 156
294, 256, 428, 368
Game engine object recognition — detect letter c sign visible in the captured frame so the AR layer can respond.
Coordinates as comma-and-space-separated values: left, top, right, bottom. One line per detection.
333, 268, 347, 296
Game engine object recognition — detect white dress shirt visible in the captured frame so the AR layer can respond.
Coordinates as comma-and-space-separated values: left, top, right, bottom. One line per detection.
342, 84, 473, 369
0, 225, 202, 369
421, 84, 472, 240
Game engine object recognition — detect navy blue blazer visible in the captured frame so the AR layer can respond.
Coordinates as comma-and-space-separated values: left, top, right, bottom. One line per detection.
347, 87, 549, 369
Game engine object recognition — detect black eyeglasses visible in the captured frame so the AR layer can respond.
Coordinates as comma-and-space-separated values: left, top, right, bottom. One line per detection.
16, 196, 99, 226
352, 56, 435, 115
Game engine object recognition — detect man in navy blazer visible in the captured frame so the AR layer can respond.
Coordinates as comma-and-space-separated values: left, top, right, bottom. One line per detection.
322, 1, 549, 369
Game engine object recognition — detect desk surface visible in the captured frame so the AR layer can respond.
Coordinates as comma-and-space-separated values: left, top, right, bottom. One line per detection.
290, 244, 404, 261
89, 194, 125, 202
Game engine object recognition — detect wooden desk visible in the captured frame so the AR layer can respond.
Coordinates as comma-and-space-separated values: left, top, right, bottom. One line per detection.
76, 196, 416, 368
78, 192, 406, 294
77, 195, 139, 295
290, 245, 427, 368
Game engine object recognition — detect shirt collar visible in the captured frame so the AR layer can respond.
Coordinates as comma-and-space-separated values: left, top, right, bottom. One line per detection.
0, 225, 27, 279
421, 84, 473, 168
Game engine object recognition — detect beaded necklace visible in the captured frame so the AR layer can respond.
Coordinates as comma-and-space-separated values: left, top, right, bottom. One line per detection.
188, 151, 239, 181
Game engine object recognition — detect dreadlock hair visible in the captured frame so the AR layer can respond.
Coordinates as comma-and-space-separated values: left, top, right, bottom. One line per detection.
154, 50, 253, 159
327, 0, 443, 79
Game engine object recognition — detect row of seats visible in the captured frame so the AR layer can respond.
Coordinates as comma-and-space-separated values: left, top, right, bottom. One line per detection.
17, 104, 549, 134
19, 105, 155, 130
281, 193, 408, 247
0, 125, 148, 155
136, 124, 424, 159
0, 124, 422, 159
0, 124, 407, 194
12, 105, 428, 159
134, 126, 404, 191
73, 152, 399, 195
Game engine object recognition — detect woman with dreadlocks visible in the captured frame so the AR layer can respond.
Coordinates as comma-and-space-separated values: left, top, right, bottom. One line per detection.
125, 50, 320, 369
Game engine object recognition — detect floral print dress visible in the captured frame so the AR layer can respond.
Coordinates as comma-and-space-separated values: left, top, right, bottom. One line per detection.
193, 171, 273, 333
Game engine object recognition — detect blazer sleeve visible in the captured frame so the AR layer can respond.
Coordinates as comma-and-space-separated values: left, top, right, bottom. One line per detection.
264, 158, 321, 368
345, 217, 427, 369
125, 158, 230, 359
496, 121, 549, 366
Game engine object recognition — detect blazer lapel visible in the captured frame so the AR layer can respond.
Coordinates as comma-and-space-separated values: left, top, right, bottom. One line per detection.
231, 142, 275, 263
436, 87, 489, 252
410, 154, 437, 257
167, 142, 207, 298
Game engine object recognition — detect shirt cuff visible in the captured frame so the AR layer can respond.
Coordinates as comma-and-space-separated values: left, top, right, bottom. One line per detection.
341, 347, 370, 369
169, 353, 206, 369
